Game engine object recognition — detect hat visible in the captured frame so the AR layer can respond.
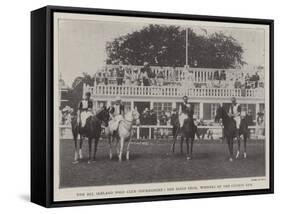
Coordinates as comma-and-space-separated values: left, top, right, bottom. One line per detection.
62, 106, 71, 112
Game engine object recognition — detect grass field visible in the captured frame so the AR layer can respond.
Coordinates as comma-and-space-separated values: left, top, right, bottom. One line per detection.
59, 139, 265, 188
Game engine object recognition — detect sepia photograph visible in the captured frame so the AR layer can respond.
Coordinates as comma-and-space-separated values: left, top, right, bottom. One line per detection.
51, 10, 272, 202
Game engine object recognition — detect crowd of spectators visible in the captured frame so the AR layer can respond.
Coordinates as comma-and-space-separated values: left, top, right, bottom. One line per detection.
93, 63, 263, 90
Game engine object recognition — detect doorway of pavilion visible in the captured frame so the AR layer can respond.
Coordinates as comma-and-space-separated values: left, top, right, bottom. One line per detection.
134, 101, 150, 114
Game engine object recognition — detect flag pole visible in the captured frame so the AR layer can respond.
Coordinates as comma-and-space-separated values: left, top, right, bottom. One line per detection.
185, 27, 189, 67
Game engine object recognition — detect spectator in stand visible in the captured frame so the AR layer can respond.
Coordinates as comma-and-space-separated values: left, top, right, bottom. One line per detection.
131, 68, 139, 86
246, 109, 254, 126
116, 62, 125, 85
149, 109, 157, 139
170, 108, 179, 140
245, 73, 251, 89
234, 78, 242, 89
221, 70, 226, 80
228, 78, 235, 89
156, 69, 165, 86
124, 68, 132, 85
140, 62, 152, 86
256, 111, 265, 138
149, 109, 157, 125
159, 110, 168, 139
196, 118, 208, 139
214, 70, 220, 80
140, 108, 150, 139
104, 69, 109, 85
253, 72, 260, 88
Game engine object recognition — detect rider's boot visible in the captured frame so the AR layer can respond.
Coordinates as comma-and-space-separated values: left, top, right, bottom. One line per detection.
244, 152, 247, 159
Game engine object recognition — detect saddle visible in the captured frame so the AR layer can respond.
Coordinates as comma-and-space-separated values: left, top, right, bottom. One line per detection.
109, 115, 123, 132
78, 111, 93, 128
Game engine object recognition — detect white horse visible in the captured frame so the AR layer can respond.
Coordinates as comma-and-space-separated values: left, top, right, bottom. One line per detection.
105, 108, 140, 161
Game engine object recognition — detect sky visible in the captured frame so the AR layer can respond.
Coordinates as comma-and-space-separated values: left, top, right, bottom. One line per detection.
58, 19, 265, 86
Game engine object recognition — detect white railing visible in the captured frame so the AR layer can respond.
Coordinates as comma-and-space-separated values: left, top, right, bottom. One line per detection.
87, 85, 264, 98
60, 125, 264, 140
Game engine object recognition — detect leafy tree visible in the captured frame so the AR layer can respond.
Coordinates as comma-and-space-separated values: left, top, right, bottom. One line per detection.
68, 73, 95, 111
106, 24, 246, 68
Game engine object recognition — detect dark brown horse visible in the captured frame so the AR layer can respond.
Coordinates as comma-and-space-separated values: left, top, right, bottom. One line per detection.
215, 105, 249, 161
170, 117, 197, 160
71, 107, 110, 164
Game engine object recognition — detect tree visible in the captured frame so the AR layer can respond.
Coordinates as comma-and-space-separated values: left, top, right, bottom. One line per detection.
68, 73, 95, 111
106, 24, 246, 68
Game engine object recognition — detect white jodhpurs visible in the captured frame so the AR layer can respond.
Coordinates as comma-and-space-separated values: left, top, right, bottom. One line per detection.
234, 116, 241, 129
179, 113, 188, 128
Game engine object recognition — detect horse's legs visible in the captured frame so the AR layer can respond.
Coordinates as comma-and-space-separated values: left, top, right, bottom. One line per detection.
88, 138, 92, 164
108, 136, 113, 160
236, 132, 241, 159
126, 140, 131, 161
118, 138, 124, 162
186, 138, 190, 160
243, 134, 247, 158
227, 138, 234, 161
73, 134, 79, 164
93, 138, 98, 161
180, 136, 184, 154
170, 135, 177, 153
170, 127, 178, 153
115, 135, 120, 154
190, 138, 194, 159
79, 135, 83, 159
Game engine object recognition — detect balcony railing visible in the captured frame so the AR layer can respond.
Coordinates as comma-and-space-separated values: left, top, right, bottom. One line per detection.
87, 85, 264, 99
97, 65, 264, 84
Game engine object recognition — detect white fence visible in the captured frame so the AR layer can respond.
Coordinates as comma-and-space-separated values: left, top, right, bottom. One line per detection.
59, 125, 264, 140
88, 85, 264, 98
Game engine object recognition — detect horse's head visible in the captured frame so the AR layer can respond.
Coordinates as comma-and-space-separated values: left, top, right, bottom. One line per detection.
96, 106, 110, 127
125, 109, 140, 125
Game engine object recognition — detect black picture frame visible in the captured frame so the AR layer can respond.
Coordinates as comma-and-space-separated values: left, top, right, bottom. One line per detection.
31, 5, 274, 207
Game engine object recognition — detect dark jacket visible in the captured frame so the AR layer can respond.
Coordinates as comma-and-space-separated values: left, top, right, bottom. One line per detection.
181, 102, 194, 118
78, 99, 93, 111
159, 114, 168, 125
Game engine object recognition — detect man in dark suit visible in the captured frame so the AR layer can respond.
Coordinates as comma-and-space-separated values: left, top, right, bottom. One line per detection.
116, 62, 125, 85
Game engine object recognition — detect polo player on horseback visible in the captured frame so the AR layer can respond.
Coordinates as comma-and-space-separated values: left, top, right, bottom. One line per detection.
108, 96, 125, 132
228, 97, 241, 133
178, 96, 194, 129
228, 96, 249, 159
77, 92, 94, 128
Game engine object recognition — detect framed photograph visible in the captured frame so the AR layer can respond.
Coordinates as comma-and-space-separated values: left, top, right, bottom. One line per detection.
31, 5, 274, 207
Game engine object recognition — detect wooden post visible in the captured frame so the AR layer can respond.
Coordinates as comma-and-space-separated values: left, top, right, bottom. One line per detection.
199, 102, 204, 119
137, 127, 140, 140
